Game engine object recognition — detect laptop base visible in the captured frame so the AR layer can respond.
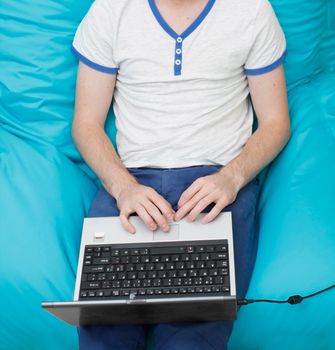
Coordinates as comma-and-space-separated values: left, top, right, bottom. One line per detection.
43, 297, 237, 326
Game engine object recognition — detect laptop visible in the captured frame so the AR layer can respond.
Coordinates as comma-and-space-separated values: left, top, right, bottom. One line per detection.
42, 212, 237, 326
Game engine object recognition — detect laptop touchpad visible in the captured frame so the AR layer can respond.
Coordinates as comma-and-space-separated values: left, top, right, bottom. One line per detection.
153, 223, 180, 241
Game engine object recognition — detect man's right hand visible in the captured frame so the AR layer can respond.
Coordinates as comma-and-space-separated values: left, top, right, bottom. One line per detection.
112, 182, 175, 234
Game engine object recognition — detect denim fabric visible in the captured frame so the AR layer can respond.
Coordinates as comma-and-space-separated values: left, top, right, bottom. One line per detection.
78, 165, 260, 350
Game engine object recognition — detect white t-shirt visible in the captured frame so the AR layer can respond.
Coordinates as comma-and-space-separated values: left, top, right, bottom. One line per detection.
72, 0, 287, 168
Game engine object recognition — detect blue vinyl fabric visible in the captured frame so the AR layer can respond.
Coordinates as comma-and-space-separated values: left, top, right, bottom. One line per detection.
0, 0, 334, 349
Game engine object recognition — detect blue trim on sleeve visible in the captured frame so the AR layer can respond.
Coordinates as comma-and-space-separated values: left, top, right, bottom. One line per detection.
71, 45, 119, 74
244, 49, 287, 75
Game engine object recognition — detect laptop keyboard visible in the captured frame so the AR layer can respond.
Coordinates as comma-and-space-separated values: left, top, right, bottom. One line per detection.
79, 240, 231, 300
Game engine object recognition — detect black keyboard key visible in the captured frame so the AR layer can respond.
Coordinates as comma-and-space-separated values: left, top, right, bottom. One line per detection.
104, 289, 112, 297
102, 281, 111, 289
138, 271, 147, 279
145, 263, 155, 271
153, 279, 162, 287
156, 263, 165, 270
150, 246, 185, 255
178, 270, 187, 278
83, 265, 104, 273
122, 280, 131, 288
141, 256, 150, 263
143, 280, 152, 287
209, 269, 219, 276
121, 256, 130, 264
163, 278, 173, 287
195, 246, 205, 253
181, 254, 191, 261
126, 264, 135, 272
93, 258, 110, 265
111, 249, 120, 256
168, 270, 177, 278
186, 246, 195, 253
189, 270, 197, 277
111, 257, 120, 264
205, 246, 215, 253
148, 271, 157, 279
161, 255, 170, 262
87, 274, 97, 281
186, 262, 195, 269
82, 282, 101, 289
158, 271, 167, 278
216, 245, 228, 252
221, 286, 230, 292
131, 256, 140, 264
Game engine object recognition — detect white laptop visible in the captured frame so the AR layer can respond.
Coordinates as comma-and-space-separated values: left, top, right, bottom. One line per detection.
42, 212, 237, 325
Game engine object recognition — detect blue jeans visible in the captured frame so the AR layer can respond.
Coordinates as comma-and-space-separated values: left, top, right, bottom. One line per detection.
78, 165, 260, 350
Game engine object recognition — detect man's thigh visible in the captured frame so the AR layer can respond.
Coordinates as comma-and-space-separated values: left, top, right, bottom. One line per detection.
78, 183, 152, 350
148, 165, 260, 350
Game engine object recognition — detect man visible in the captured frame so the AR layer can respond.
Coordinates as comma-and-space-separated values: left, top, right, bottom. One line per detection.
71, 0, 291, 348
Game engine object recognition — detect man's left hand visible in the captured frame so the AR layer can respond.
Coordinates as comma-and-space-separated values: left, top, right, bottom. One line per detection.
174, 168, 243, 224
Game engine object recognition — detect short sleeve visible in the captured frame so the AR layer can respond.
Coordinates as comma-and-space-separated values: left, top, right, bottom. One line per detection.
71, 0, 118, 74
244, 0, 287, 75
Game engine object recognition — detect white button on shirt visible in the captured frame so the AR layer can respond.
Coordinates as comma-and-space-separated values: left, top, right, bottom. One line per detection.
71, 0, 287, 168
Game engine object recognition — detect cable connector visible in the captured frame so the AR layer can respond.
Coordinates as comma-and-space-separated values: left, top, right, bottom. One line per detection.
287, 295, 303, 305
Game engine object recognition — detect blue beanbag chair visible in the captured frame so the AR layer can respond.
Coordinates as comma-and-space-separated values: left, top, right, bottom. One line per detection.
0, 0, 334, 349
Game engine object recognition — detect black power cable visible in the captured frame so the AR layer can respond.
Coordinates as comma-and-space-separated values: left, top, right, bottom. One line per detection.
237, 283, 335, 306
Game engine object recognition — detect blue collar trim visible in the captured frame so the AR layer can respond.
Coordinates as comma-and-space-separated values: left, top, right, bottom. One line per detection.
148, 0, 216, 40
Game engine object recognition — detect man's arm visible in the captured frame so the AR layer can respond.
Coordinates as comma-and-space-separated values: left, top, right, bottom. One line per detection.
221, 64, 291, 190
175, 65, 291, 223
72, 62, 137, 197
72, 62, 175, 232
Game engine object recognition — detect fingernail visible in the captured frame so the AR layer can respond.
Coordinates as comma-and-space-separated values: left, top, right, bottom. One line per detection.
163, 225, 169, 232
